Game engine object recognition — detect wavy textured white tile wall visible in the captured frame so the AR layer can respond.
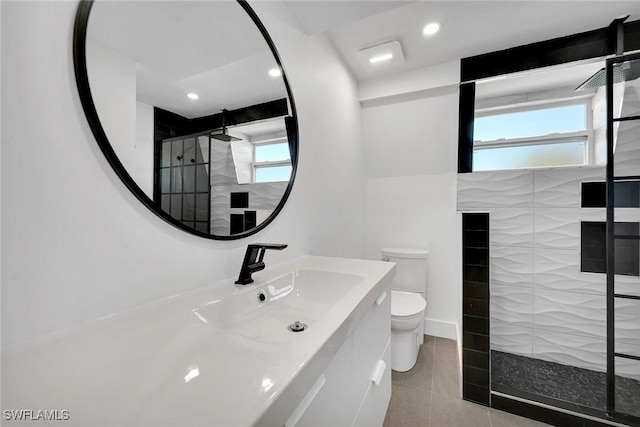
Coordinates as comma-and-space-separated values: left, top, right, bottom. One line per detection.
615, 298, 640, 348
490, 209, 533, 247
210, 140, 236, 185
533, 329, 606, 373
461, 163, 640, 379
534, 289, 606, 339
491, 245, 533, 287
534, 167, 605, 208
264, 182, 288, 209
533, 208, 603, 250
533, 248, 605, 295
457, 170, 533, 210
614, 121, 640, 177
491, 284, 533, 327
491, 322, 533, 356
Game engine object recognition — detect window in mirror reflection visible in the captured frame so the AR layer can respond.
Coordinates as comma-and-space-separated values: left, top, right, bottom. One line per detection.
254, 141, 292, 183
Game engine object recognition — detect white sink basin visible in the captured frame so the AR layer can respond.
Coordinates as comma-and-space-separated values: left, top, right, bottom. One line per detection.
192, 269, 363, 341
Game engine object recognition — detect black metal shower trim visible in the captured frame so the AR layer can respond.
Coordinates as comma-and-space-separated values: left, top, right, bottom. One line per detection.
73, 0, 299, 240
460, 19, 640, 83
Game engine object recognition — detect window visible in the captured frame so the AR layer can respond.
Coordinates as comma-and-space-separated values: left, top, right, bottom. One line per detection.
254, 140, 292, 183
473, 100, 591, 171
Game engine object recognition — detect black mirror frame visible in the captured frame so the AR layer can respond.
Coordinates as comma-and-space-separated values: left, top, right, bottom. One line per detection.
72, 0, 298, 240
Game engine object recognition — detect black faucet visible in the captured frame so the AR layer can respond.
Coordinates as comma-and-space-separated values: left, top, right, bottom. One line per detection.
235, 243, 288, 285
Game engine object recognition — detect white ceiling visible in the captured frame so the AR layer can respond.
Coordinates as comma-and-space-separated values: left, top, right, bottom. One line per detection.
297, 1, 640, 82
87, 0, 640, 118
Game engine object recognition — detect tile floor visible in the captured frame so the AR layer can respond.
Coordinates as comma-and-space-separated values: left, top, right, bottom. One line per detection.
382, 336, 551, 427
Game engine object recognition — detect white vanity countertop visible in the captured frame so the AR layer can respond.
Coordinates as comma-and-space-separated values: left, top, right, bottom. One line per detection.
2, 256, 395, 426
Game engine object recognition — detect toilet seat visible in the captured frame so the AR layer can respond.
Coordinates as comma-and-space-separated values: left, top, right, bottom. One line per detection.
391, 291, 426, 319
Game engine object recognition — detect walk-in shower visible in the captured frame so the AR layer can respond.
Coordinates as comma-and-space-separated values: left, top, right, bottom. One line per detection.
459, 52, 640, 425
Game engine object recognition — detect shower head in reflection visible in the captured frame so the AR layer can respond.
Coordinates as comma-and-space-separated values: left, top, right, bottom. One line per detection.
211, 109, 241, 142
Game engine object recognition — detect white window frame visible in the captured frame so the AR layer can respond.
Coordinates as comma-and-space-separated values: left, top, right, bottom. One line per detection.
253, 137, 292, 182
473, 97, 594, 169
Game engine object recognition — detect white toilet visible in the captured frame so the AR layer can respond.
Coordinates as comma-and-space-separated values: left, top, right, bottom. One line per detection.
382, 248, 429, 372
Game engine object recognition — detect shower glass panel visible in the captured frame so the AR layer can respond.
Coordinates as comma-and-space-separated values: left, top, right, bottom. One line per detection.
158, 133, 211, 233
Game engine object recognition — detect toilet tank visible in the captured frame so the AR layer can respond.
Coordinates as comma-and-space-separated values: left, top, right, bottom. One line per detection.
382, 248, 429, 294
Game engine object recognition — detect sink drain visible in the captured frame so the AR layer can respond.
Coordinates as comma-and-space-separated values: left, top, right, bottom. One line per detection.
288, 321, 308, 332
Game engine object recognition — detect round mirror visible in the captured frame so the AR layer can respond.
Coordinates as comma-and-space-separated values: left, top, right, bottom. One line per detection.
73, 0, 298, 239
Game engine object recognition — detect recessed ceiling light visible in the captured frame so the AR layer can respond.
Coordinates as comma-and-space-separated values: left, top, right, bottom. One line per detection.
187, 93, 199, 100
369, 53, 393, 64
423, 22, 440, 36
268, 68, 282, 77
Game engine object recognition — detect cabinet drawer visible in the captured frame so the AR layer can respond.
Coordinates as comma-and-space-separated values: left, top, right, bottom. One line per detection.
352, 287, 391, 403
352, 338, 392, 427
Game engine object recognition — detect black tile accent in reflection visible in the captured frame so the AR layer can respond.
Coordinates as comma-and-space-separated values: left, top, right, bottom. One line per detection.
463, 332, 489, 353
463, 383, 490, 406
244, 211, 256, 230
491, 394, 584, 427
463, 281, 488, 300
463, 298, 488, 317
230, 192, 249, 208
230, 214, 244, 235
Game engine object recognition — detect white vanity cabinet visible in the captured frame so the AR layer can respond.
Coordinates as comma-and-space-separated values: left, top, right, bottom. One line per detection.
290, 288, 391, 427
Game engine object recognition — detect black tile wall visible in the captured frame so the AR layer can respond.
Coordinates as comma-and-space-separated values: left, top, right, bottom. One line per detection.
463, 332, 489, 353
462, 213, 490, 407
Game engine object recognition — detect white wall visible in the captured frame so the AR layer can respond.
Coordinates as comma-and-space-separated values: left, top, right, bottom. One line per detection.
1, 0, 366, 348
86, 38, 137, 174
361, 62, 462, 339
135, 101, 154, 197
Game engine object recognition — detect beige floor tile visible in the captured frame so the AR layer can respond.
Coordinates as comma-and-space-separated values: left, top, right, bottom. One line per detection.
489, 408, 552, 427
435, 336, 457, 351
423, 335, 436, 346
432, 341, 460, 398
391, 343, 435, 391
383, 383, 431, 427
429, 393, 491, 427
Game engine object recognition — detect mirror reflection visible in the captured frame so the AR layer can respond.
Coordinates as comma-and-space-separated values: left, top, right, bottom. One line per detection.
84, 0, 295, 237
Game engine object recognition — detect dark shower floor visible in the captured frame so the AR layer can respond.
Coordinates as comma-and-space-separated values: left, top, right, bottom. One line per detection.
491, 351, 640, 420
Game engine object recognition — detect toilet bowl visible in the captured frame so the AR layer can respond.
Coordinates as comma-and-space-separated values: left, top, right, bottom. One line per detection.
391, 290, 427, 371
382, 248, 429, 372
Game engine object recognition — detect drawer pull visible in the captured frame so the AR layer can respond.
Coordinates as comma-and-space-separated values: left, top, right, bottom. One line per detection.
375, 291, 387, 306
285, 374, 326, 427
371, 359, 386, 386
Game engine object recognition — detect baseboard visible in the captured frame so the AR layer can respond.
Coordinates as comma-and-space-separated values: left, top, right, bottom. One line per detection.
424, 318, 458, 340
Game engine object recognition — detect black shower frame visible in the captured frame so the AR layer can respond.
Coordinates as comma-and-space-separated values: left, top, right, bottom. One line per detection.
605, 51, 640, 426
73, 0, 299, 240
